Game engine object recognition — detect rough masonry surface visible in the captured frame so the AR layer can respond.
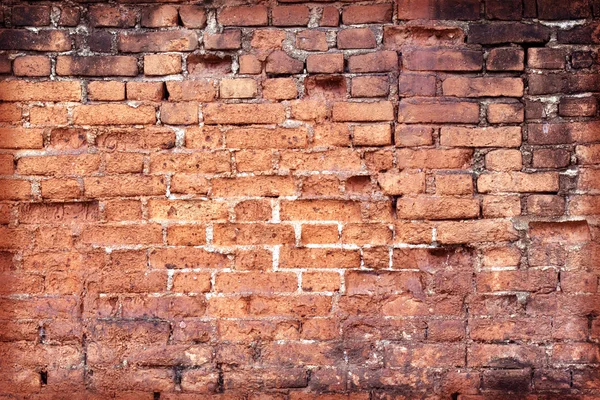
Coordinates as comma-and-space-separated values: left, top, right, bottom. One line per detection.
0, 0, 599, 398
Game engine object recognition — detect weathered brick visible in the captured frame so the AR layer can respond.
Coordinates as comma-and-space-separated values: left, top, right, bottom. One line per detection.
404, 48, 483, 71
306, 54, 344, 74
337, 28, 377, 49
0, 81, 81, 102
537, 0, 591, 19
141, 5, 178, 27
528, 48, 567, 69
204, 103, 285, 125
88, 81, 126, 101
12, 5, 51, 26
56, 56, 138, 77
73, 105, 156, 125
144, 54, 181, 76
397, 0, 481, 20
478, 172, 559, 193
118, 31, 198, 52
398, 100, 480, 123
468, 23, 551, 44
272, 5, 310, 26
443, 77, 524, 97
440, 126, 522, 147
89, 5, 136, 27
343, 4, 393, 24
296, 30, 328, 51
13, 56, 51, 77
0, 128, 44, 149
220, 78, 258, 99
487, 47, 525, 71
203, 31, 240, 51
219, 6, 268, 26
348, 51, 399, 73
179, 6, 207, 28
0, 29, 71, 51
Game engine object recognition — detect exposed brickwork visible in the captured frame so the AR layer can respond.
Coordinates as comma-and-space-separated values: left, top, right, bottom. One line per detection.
0, 0, 599, 398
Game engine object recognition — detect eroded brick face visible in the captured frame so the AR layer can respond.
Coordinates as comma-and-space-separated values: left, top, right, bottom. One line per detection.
0, 0, 599, 398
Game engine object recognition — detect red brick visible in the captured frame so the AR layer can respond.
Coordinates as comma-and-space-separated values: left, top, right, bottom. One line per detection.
166, 80, 216, 102
88, 81, 126, 101
126, 82, 165, 101
141, 5, 178, 28
440, 126, 522, 147
487, 47, 525, 71
239, 54, 262, 74
532, 149, 570, 168
485, 149, 523, 171
281, 200, 362, 222
397, 0, 481, 20
348, 51, 398, 73
337, 28, 377, 49
118, 31, 198, 52
396, 148, 473, 169
398, 74, 436, 97
148, 200, 229, 222
528, 48, 567, 69
487, 103, 524, 124
212, 176, 296, 197
80, 224, 163, 246
84, 175, 165, 198
204, 30, 242, 50
144, 54, 181, 76
395, 125, 434, 147
13, 56, 51, 77
0, 128, 44, 149
478, 172, 559, 193
0, 81, 81, 102
73, 104, 156, 125
343, 4, 393, 24
89, 5, 135, 27
486, 0, 523, 20
332, 102, 394, 122
320, 6, 340, 26
0, 29, 71, 51
353, 124, 392, 146
150, 152, 230, 174
306, 54, 344, 74
0, 104, 21, 122
265, 51, 304, 75
263, 78, 298, 100
443, 77, 524, 97
296, 30, 328, 51
272, 6, 310, 26
404, 48, 483, 71
398, 100, 480, 124
160, 102, 198, 125
396, 196, 480, 220
219, 6, 268, 26
179, 6, 207, 28
17, 154, 100, 176
435, 174, 474, 195
220, 78, 258, 99
437, 219, 518, 244
204, 103, 285, 125
559, 97, 597, 117
537, 0, 590, 19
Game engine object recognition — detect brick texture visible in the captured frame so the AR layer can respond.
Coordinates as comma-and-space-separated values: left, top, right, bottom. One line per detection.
0, 0, 599, 398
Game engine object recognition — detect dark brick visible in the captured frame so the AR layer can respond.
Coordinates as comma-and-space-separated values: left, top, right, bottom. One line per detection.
12, 5, 51, 26
523, 0, 538, 17
0, 30, 71, 51
483, 369, 532, 392
559, 97, 597, 117
525, 100, 544, 120
532, 149, 571, 168
528, 73, 600, 95
468, 23, 551, 44
56, 56, 138, 77
528, 123, 572, 144
59, 7, 81, 27
87, 31, 113, 53
487, 47, 524, 71
118, 31, 198, 52
537, 0, 591, 20
486, 0, 523, 20
397, 0, 481, 20
558, 23, 600, 44
571, 51, 595, 69
89, 5, 137, 28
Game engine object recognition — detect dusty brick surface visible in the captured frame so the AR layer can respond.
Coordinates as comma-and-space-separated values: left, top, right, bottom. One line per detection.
0, 0, 599, 398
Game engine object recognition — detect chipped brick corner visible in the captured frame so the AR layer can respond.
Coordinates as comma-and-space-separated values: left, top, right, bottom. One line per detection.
0, 0, 599, 398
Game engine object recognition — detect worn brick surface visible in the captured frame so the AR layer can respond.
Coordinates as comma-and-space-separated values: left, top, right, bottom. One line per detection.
0, 0, 599, 398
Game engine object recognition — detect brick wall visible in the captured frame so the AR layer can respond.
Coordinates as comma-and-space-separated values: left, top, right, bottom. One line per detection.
0, 0, 599, 398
